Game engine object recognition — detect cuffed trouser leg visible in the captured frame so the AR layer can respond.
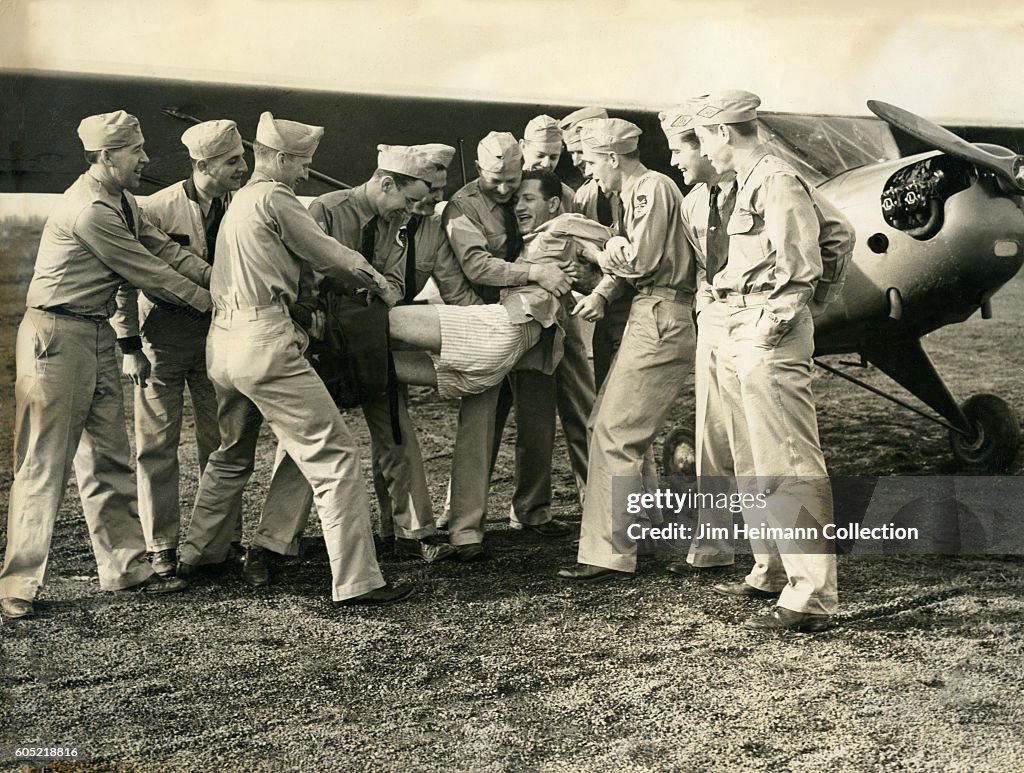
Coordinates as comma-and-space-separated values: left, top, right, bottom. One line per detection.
719, 306, 838, 615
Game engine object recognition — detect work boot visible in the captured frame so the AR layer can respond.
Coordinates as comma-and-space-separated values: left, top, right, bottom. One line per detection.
394, 536, 457, 563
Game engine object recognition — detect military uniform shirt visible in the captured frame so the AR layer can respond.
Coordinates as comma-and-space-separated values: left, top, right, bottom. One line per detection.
211, 171, 380, 308
308, 184, 407, 307
408, 213, 483, 307
442, 179, 531, 296
592, 167, 696, 298
681, 179, 736, 316
26, 173, 212, 318
712, 147, 853, 329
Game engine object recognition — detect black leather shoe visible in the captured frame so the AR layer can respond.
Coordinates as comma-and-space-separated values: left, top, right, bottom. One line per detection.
240, 548, 270, 585
520, 519, 573, 538
394, 537, 457, 563
743, 606, 831, 633
712, 581, 780, 599
667, 560, 733, 576
121, 575, 189, 594
1, 597, 34, 619
242, 547, 271, 586
148, 549, 177, 578
555, 563, 632, 582
335, 580, 415, 606
228, 541, 246, 564
176, 561, 196, 579
453, 544, 490, 563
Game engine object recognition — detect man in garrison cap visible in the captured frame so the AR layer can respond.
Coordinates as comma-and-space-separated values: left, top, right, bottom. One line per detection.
0, 111, 214, 618
560, 107, 639, 392
179, 112, 413, 605
109, 119, 248, 580
691, 91, 853, 632
556, 118, 698, 583
245, 142, 459, 577
656, 104, 739, 576
484, 114, 599, 538
440, 130, 576, 560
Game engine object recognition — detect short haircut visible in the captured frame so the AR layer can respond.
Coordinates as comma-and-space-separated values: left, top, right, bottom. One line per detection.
253, 140, 282, 164
520, 168, 562, 200
372, 168, 423, 189
703, 120, 759, 139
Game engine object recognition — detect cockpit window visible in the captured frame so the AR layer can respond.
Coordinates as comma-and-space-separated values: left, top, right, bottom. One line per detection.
758, 114, 901, 184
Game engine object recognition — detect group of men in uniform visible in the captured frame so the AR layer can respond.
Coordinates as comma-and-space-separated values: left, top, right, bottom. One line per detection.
0, 89, 853, 633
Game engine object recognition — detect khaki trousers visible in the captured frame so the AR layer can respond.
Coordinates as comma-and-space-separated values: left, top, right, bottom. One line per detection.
495, 312, 594, 526
687, 300, 738, 567
447, 383, 503, 546
717, 304, 838, 615
182, 307, 383, 601
134, 308, 226, 552
253, 387, 437, 551
0, 309, 154, 599
577, 296, 696, 572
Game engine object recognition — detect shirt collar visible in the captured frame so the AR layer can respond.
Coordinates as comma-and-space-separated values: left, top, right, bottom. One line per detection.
735, 145, 770, 190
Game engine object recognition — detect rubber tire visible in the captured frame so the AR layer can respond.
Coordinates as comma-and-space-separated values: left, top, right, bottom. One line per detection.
949, 393, 1021, 472
661, 427, 696, 477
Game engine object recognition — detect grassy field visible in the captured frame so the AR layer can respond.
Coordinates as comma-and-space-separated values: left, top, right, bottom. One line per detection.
1, 218, 1023, 772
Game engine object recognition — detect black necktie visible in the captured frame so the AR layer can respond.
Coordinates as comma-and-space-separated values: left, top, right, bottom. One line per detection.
610, 192, 627, 237
596, 187, 614, 227
402, 216, 420, 305
500, 202, 523, 262
705, 185, 734, 282
204, 197, 225, 264
120, 194, 136, 237
361, 215, 379, 264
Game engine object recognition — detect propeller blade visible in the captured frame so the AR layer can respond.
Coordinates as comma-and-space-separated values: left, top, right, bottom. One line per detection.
868, 100, 1024, 191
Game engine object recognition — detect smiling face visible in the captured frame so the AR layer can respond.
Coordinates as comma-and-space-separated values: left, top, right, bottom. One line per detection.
200, 142, 248, 195
476, 164, 523, 204
520, 141, 562, 172
512, 178, 560, 234
378, 175, 430, 217
105, 140, 149, 191
669, 134, 715, 186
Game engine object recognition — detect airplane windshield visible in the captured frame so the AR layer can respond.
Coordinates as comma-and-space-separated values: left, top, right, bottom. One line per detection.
757, 114, 901, 184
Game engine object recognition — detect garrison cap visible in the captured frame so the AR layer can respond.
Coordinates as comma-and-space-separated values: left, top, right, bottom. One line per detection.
377, 144, 435, 182
522, 115, 563, 150
476, 131, 523, 174
77, 110, 144, 151
689, 90, 761, 126
559, 107, 609, 151
412, 143, 457, 187
580, 118, 642, 154
256, 112, 323, 157
181, 120, 243, 160
658, 107, 697, 142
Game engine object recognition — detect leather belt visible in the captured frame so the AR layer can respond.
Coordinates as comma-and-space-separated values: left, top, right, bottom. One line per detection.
33, 306, 106, 323
636, 285, 695, 305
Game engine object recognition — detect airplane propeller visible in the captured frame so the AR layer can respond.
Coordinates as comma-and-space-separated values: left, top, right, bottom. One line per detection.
867, 100, 1024, 192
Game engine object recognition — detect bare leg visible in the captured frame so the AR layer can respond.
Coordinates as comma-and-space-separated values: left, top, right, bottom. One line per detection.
389, 306, 442, 352
393, 351, 438, 387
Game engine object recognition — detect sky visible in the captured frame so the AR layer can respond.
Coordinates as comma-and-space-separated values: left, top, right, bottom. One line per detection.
2, 0, 1024, 123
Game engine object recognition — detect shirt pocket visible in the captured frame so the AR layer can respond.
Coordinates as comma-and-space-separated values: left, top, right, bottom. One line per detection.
725, 209, 755, 236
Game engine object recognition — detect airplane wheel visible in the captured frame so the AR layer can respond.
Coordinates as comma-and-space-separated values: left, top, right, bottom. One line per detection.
949, 394, 1021, 472
661, 427, 696, 477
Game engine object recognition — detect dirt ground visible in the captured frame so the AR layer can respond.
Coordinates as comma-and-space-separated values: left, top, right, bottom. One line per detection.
1, 219, 1023, 772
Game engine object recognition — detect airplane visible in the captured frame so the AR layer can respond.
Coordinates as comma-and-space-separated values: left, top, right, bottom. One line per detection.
1, 69, 1022, 473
